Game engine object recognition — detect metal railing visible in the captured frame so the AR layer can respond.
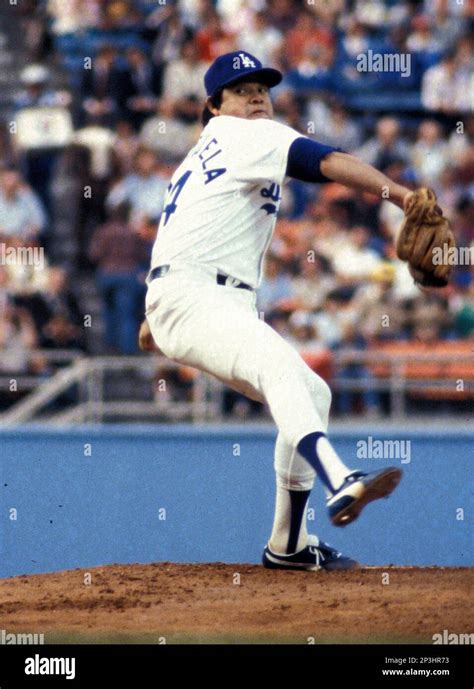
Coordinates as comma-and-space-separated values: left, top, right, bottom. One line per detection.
0, 349, 85, 390
0, 348, 472, 426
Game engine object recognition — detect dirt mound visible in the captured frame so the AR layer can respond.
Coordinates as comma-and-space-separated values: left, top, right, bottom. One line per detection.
0, 564, 472, 644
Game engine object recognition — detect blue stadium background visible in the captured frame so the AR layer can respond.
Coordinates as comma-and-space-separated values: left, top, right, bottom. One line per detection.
1, 425, 472, 578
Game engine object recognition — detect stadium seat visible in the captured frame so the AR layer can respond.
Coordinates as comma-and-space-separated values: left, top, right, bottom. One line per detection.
369, 341, 474, 399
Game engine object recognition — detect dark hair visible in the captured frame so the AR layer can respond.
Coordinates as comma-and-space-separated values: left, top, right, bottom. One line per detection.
201, 89, 223, 126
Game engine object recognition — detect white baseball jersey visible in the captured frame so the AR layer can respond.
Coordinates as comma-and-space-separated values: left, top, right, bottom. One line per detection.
148, 115, 302, 288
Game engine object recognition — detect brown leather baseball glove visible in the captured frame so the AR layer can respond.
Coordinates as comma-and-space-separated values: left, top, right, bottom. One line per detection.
396, 187, 456, 288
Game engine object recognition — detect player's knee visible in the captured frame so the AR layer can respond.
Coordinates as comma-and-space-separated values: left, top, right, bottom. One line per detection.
308, 373, 332, 410
276, 470, 315, 492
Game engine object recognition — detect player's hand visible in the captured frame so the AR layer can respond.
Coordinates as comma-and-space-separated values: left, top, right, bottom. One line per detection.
138, 319, 157, 352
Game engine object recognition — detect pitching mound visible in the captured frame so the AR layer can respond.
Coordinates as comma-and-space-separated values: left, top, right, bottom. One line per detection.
0, 564, 472, 644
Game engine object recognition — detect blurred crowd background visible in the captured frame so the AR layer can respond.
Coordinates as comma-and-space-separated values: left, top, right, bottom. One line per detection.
0, 0, 472, 417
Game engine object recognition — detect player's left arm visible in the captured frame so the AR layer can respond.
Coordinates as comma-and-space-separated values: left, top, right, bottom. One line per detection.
286, 137, 412, 208
319, 151, 411, 208
286, 138, 455, 287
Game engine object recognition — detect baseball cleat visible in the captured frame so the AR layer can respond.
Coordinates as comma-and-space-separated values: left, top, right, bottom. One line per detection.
262, 534, 359, 571
327, 467, 402, 527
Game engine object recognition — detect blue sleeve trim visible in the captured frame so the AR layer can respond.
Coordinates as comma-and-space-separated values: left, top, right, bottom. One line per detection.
286, 137, 342, 183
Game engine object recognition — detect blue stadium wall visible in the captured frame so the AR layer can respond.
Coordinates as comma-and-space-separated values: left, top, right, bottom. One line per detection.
1, 426, 472, 577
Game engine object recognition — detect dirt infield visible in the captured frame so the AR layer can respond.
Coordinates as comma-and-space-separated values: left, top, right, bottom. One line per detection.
0, 564, 472, 644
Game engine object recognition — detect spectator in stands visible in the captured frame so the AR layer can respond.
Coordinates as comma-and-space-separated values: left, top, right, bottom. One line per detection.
41, 313, 84, 351
308, 100, 361, 152
332, 226, 382, 286
73, 117, 117, 183
410, 294, 453, 340
13, 65, 72, 217
353, 0, 387, 27
309, 0, 345, 26
406, 14, 444, 58
411, 120, 449, 186
450, 283, 474, 338
0, 301, 41, 374
412, 320, 443, 344
421, 45, 474, 114
102, 0, 144, 30
121, 46, 163, 130
356, 280, 407, 342
284, 6, 334, 69
88, 202, 150, 354
0, 265, 13, 320
81, 45, 123, 127
14, 64, 70, 109
113, 120, 141, 175
140, 98, 197, 163
312, 290, 350, 348
310, 207, 349, 266
435, 165, 462, 216
266, 0, 297, 34
257, 253, 295, 315
162, 38, 208, 124
334, 322, 381, 417
356, 117, 410, 169
431, 0, 468, 52
195, 8, 236, 62
447, 114, 474, 177
147, 2, 194, 68
47, 0, 101, 35
272, 91, 305, 133
70, 116, 118, 262
15, 266, 85, 351
455, 33, 474, 83
282, 43, 336, 95
455, 193, 474, 248
291, 253, 337, 312
336, 17, 372, 91
237, 9, 283, 67
452, 193, 474, 289
0, 166, 46, 242
286, 310, 326, 352
106, 148, 168, 227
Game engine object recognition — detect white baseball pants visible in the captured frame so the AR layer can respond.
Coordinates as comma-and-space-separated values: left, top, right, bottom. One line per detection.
145, 262, 332, 489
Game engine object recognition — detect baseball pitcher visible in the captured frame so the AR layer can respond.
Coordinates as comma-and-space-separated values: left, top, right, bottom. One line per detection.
140, 51, 455, 570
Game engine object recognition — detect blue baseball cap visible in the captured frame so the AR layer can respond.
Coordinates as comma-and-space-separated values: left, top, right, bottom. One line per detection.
204, 51, 282, 99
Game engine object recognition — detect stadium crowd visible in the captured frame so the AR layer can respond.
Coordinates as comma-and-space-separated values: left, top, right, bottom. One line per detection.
0, 0, 472, 415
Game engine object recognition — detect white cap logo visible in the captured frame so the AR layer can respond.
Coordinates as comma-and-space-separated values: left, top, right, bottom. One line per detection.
239, 53, 256, 69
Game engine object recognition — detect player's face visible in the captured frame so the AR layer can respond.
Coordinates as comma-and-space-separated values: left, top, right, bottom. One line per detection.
210, 81, 274, 120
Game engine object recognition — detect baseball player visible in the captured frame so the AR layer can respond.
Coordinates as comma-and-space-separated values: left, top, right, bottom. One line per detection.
140, 51, 454, 571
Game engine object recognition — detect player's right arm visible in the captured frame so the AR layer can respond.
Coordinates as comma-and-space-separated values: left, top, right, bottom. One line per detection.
138, 318, 158, 352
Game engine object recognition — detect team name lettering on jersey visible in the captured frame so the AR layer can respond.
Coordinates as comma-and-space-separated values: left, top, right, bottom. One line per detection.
195, 137, 227, 185
260, 182, 281, 215
149, 116, 302, 288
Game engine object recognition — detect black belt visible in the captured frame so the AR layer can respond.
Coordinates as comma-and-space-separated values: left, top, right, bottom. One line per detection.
149, 264, 253, 291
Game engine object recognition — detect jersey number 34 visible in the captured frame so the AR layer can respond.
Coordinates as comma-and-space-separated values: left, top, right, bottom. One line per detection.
163, 170, 192, 226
